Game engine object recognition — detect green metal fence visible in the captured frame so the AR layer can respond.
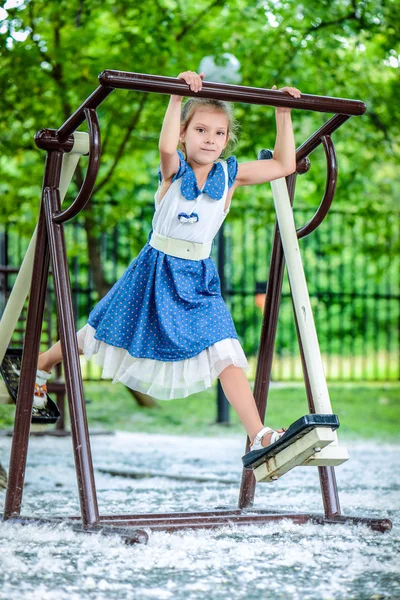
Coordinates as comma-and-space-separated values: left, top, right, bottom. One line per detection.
223, 207, 399, 381
1, 205, 399, 381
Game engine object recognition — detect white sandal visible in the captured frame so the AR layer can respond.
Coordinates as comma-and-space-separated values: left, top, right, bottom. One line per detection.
33, 369, 52, 409
250, 426, 284, 452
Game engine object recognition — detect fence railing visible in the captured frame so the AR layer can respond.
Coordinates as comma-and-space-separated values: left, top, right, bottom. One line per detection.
223, 207, 399, 381
1, 205, 399, 381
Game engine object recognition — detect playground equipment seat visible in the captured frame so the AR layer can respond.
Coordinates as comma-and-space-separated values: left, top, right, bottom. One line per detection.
0, 348, 60, 424
0, 265, 64, 425
242, 414, 340, 482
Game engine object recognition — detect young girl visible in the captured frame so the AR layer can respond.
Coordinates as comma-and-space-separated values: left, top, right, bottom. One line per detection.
34, 70, 301, 454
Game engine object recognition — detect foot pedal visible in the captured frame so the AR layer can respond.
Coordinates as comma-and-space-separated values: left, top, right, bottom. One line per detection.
0, 348, 60, 425
242, 414, 339, 482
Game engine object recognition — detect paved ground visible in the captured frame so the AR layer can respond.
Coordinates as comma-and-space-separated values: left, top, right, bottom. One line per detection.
0, 432, 399, 599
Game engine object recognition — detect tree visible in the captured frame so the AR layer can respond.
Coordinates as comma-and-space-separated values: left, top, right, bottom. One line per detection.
0, 0, 399, 297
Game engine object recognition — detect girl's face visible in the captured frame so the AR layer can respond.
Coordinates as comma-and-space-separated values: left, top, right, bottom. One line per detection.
180, 108, 229, 165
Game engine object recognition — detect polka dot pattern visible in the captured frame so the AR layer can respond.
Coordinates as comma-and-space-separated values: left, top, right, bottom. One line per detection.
87, 235, 239, 362
87, 155, 242, 372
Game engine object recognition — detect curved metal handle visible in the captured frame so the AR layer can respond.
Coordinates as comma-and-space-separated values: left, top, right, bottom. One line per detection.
296, 135, 337, 240
53, 108, 101, 224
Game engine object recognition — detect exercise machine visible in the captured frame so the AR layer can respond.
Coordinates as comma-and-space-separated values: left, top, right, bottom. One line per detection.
1, 72, 392, 543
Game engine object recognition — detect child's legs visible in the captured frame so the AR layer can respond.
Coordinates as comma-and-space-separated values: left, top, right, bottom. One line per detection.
218, 365, 265, 443
38, 339, 83, 373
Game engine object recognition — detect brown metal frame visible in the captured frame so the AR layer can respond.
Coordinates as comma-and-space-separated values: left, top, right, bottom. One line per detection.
2, 72, 392, 543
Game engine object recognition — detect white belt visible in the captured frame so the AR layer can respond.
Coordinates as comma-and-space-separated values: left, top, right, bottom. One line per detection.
149, 231, 212, 261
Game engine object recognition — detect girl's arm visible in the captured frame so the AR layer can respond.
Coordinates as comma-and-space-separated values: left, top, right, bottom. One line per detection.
234, 85, 300, 187
158, 71, 204, 181
158, 95, 183, 181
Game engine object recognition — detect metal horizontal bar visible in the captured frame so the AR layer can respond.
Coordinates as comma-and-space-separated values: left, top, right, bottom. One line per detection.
110, 515, 315, 531
53, 73, 362, 152
9, 512, 393, 533
51, 509, 243, 521
98, 513, 392, 534
98, 70, 366, 116
5, 518, 149, 544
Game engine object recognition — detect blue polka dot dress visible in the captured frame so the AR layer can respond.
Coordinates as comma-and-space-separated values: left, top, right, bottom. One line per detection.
77, 151, 249, 399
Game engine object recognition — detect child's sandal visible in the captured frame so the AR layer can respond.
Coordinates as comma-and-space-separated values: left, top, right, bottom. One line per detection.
33, 369, 52, 409
250, 426, 285, 451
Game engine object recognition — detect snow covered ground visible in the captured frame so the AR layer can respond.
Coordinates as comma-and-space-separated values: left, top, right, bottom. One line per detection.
0, 432, 399, 600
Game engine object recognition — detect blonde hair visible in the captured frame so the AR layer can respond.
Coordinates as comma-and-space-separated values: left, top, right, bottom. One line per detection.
179, 98, 239, 158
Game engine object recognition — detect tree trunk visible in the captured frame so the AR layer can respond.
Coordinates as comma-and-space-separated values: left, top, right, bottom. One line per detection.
127, 388, 158, 408
73, 164, 111, 300
82, 210, 112, 299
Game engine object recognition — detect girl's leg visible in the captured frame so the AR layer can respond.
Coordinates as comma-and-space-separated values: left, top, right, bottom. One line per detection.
218, 364, 279, 448
37, 340, 83, 373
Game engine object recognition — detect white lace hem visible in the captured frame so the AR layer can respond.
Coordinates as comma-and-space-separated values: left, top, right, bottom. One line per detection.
77, 323, 249, 400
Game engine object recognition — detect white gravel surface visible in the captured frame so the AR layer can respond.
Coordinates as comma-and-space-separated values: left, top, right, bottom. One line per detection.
0, 432, 399, 599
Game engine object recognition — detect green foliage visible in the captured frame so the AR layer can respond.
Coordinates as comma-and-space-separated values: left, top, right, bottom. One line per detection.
1, 0, 399, 234
0, 2, 398, 375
